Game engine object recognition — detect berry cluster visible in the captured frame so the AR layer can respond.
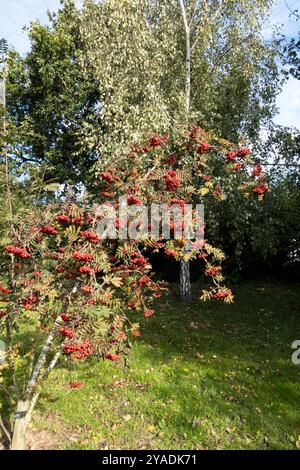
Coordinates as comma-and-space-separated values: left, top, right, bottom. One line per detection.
72, 252, 94, 262
105, 353, 121, 361
205, 267, 221, 277
60, 327, 76, 339
5, 245, 31, 258
253, 181, 269, 195
63, 340, 93, 360
41, 225, 58, 236
252, 164, 263, 177
226, 148, 251, 161
214, 289, 232, 299
165, 170, 180, 192
100, 172, 115, 183
148, 133, 168, 147
127, 194, 142, 206
56, 215, 71, 224
197, 141, 211, 154
80, 230, 101, 244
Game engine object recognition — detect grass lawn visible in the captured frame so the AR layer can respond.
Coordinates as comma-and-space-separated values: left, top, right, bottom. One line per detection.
27, 280, 300, 450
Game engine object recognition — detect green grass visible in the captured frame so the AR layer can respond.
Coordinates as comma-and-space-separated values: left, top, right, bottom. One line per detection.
30, 280, 300, 449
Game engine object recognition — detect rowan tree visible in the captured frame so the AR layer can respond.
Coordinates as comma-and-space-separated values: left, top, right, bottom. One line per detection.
0, 123, 268, 448
93, 125, 269, 300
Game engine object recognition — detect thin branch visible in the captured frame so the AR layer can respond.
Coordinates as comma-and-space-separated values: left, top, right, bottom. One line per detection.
263, 163, 300, 167
26, 283, 78, 398
284, 0, 300, 19
25, 317, 61, 397
0, 414, 11, 443
35, 168, 46, 205
25, 351, 61, 428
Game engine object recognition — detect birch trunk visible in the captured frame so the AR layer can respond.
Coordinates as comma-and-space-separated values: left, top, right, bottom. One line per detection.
10, 400, 29, 450
179, 0, 192, 300
9, 328, 61, 449
179, 0, 191, 115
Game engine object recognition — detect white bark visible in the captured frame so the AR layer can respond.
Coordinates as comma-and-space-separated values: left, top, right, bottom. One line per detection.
179, 0, 192, 299
26, 327, 57, 396
10, 350, 62, 450
10, 400, 29, 450
25, 351, 62, 430
10, 320, 62, 449
179, 0, 191, 114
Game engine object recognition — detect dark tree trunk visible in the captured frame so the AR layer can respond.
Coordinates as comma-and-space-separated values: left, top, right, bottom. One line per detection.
180, 259, 192, 300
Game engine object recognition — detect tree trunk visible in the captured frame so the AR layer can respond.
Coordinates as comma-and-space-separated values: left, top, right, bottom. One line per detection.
180, 259, 192, 300
179, 0, 191, 115
10, 400, 29, 450
179, 0, 192, 300
9, 340, 61, 449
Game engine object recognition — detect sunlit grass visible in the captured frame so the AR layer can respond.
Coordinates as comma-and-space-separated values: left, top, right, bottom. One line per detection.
30, 280, 300, 449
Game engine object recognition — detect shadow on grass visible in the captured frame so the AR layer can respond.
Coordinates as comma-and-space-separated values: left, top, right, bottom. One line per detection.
3, 280, 299, 449
125, 280, 300, 448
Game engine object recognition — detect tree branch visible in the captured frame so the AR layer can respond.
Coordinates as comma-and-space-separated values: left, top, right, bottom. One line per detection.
25, 351, 62, 428
0, 414, 11, 444
25, 317, 61, 397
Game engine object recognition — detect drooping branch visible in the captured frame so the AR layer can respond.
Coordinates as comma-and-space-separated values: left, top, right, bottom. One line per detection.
284, 0, 300, 20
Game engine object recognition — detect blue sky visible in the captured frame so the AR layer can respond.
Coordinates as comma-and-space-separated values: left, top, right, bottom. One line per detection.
1, 0, 299, 129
